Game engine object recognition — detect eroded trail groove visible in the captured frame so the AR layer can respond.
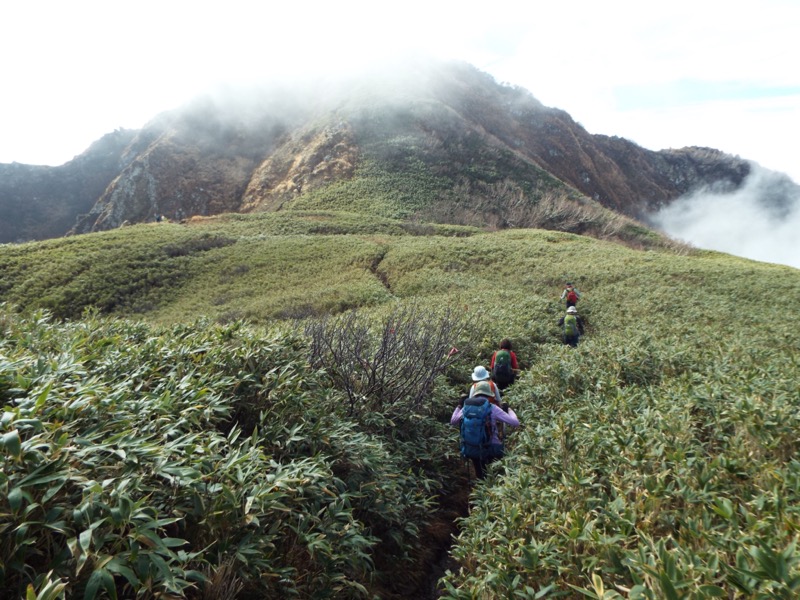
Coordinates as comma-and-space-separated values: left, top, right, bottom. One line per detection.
371, 461, 472, 599
419, 468, 473, 599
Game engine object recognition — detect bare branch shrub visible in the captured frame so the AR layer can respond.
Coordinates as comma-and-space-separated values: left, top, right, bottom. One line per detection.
305, 304, 467, 415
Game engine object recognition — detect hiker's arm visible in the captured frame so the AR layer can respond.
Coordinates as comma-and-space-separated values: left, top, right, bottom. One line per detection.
493, 405, 519, 427
450, 406, 463, 426
511, 352, 519, 369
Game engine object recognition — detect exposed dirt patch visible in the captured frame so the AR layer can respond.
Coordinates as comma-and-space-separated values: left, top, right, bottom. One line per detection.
368, 461, 472, 599
368, 248, 392, 293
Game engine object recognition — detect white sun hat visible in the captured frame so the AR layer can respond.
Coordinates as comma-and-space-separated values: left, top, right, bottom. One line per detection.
471, 365, 491, 381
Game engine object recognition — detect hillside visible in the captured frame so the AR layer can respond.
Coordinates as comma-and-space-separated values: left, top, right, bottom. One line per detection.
1, 209, 800, 598
4, 60, 793, 246
0, 129, 136, 243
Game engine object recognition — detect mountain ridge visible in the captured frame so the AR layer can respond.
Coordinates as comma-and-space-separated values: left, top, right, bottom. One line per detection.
1, 60, 792, 244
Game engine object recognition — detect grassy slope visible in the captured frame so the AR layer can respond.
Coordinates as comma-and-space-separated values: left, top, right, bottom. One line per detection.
2, 210, 800, 597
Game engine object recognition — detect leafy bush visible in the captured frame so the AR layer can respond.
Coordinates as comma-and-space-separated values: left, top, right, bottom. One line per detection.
0, 309, 440, 598
440, 333, 800, 598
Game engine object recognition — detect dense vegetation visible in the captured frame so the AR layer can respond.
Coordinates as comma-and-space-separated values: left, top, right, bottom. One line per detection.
0, 308, 466, 598
1, 210, 799, 598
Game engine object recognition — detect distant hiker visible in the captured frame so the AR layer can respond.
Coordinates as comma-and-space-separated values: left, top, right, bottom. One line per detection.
452, 380, 520, 479
560, 282, 581, 308
469, 365, 502, 405
490, 339, 519, 391
559, 306, 585, 347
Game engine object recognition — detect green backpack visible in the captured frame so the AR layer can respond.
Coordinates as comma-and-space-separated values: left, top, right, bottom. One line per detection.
492, 350, 514, 386
564, 314, 578, 336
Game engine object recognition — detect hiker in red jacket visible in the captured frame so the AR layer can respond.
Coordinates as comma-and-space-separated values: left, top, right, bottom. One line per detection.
560, 282, 581, 309
489, 339, 519, 390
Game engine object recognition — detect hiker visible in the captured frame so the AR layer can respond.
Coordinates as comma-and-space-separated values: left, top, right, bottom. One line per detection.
558, 306, 585, 347
469, 365, 502, 405
451, 380, 520, 479
560, 282, 581, 309
490, 338, 519, 390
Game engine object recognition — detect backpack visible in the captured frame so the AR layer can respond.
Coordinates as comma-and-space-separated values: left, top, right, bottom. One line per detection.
492, 350, 514, 386
564, 314, 579, 337
566, 290, 578, 304
460, 397, 493, 460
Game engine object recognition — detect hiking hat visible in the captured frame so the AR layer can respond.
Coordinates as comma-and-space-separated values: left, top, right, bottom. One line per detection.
567, 306, 578, 314
473, 381, 493, 397
471, 365, 490, 381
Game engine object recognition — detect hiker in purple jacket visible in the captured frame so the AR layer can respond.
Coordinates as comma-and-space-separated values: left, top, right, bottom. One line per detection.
451, 381, 520, 478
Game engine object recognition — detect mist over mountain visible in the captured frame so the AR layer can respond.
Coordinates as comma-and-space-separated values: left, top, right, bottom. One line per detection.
1, 59, 797, 266
649, 165, 800, 269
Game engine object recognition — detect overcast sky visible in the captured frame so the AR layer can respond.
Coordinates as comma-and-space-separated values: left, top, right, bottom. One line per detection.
2, 0, 799, 266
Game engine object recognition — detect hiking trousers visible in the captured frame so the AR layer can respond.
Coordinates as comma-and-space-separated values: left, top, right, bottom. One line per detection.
470, 444, 504, 479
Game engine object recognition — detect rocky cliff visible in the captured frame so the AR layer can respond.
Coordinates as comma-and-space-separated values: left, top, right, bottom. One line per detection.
1, 61, 790, 243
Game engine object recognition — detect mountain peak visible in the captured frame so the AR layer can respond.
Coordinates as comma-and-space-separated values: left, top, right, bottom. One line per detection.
1, 60, 795, 245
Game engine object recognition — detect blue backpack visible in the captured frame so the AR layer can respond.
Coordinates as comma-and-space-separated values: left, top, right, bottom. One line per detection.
460, 396, 493, 459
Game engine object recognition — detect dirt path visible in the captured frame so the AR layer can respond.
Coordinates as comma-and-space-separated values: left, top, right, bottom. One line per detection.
369, 462, 473, 599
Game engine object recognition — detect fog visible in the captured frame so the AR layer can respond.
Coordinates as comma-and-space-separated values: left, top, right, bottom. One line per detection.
649, 165, 800, 269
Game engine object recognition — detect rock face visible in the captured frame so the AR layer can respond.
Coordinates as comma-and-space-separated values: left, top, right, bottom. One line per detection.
240, 123, 359, 212
0, 130, 136, 242
0, 60, 792, 243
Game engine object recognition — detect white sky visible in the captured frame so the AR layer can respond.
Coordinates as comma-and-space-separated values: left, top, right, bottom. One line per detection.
2, 0, 799, 186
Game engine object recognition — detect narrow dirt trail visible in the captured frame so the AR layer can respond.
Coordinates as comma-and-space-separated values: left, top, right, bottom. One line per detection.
369, 462, 473, 599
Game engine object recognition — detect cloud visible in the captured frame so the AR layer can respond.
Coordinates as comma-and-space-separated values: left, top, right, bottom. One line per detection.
648, 165, 800, 269
2, 0, 800, 182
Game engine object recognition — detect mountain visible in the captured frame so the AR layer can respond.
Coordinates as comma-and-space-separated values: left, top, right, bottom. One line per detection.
0, 129, 136, 243
1, 60, 794, 244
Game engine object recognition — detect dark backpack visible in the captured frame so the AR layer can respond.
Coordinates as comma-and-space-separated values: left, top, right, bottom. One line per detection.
566, 290, 578, 304
460, 397, 493, 460
492, 350, 515, 386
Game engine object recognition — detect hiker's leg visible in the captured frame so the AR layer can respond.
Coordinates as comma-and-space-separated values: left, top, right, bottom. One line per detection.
488, 445, 505, 463
472, 458, 486, 479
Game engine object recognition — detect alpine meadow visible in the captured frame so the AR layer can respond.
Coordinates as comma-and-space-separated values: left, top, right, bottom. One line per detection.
2, 62, 800, 600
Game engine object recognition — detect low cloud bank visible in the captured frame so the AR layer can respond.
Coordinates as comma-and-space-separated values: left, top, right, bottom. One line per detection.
649, 165, 800, 269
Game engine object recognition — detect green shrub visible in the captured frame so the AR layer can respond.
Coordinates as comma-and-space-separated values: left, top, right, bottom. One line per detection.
440, 333, 800, 598
0, 309, 440, 598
